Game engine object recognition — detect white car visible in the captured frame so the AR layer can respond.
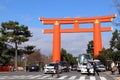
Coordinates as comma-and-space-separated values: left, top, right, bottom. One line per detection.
80, 61, 94, 74
44, 62, 62, 74
80, 60, 94, 74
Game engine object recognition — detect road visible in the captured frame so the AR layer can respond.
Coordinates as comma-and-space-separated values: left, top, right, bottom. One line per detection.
0, 71, 118, 80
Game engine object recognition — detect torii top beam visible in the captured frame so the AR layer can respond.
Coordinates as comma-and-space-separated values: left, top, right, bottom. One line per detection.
39, 14, 116, 33
40, 14, 116, 24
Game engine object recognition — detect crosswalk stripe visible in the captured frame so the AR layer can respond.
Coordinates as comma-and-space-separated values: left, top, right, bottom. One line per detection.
0, 74, 107, 80
29, 75, 42, 79
6, 75, 25, 79
68, 76, 76, 79
25, 75, 34, 79
0, 76, 8, 79
78, 76, 85, 80
100, 76, 107, 80
47, 75, 56, 79
90, 76, 95, 80
37, 75, 50, 79
9, 76, 19, 79
16, 75, 26, 79
58, 76, 67, 79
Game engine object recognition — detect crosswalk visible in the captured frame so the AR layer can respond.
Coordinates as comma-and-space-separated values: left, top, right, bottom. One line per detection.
0, 74, 107, 80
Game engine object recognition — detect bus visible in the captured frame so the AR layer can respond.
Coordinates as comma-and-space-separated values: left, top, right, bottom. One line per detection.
77, 54, 92, 72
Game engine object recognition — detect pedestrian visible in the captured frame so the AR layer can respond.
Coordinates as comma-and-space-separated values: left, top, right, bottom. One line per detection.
93, 62, 99, 76
51, 63, 57, 77
66, 62, 70, 72
117, 61, 120, 74
51, 61, 59, 78
9, 66, 12, 72
86, 60, 91, 76
111, 61, 116, 74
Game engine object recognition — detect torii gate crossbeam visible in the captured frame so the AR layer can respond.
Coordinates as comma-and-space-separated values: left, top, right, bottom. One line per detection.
39, 14, 116, 62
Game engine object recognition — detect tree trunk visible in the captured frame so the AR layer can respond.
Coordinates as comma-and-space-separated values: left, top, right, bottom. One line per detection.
15, 42, 18, 71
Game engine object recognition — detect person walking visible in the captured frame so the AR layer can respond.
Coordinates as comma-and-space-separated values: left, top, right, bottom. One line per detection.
93, 62, 99, 76
86, 60, 91, 76
111, 61, 116, 74
117, 61, 120, 74
51, 61, 59, 78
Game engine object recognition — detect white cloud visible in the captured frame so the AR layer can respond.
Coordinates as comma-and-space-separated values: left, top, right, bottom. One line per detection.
61, 33, 93, 56
21, 27, 112, 57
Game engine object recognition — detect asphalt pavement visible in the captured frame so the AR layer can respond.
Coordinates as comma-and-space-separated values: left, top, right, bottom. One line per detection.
104, 70, 120, 80
0, 70, 118, 80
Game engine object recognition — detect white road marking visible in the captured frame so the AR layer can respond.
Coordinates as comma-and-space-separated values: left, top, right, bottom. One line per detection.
69, 76, 76, 79
29, 75, 42, 79
47, 76, 55, 79
16, 75, 26, 79
58, 76, 67, 79
0, 76, 8, 79
100, 76, 107, 80
25, 75, 34, 79
37, 75, 50, 79
0, 74, 108, 80
90, 76, 95, 80
78, 76, 85, 80
9, 75, 19, 79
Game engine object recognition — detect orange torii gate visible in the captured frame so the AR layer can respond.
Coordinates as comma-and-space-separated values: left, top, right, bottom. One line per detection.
39, 14, 116, 62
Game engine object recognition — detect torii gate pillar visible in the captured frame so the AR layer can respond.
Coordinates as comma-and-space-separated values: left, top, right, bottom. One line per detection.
94, 20, 102, 57
53, 21, 61, 62
39, 14, 116, 62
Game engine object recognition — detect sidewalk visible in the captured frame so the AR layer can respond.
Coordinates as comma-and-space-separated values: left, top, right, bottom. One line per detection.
0, 70, 25, 73
105, 70, 120, 80
115, 72, 120, 80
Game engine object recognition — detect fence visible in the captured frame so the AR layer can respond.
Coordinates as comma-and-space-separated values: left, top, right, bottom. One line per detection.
0, 66, 10, 72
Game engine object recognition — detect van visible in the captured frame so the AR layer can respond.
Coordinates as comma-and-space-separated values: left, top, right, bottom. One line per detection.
77, 54, 93, 72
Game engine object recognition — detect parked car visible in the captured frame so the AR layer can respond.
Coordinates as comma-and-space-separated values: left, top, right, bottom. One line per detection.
29, 65, 40, 72
97, 64, 106, 72
71, 64, 77, 71
94, 59, 106, 72
60, 61, 70, 72
44, 62, 62, 74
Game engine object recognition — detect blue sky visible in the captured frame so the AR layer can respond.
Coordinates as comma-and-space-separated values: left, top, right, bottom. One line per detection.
0, 0, 119, 56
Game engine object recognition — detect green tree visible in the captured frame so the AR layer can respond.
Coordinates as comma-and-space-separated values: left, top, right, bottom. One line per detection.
0, 42, 13, 66
95, 0, 120, 63
109, 30, 120, 61
0, 28, 14, 66
110, 29, 120, 51
112, 51, 120, 61
61, 48, 67, 61
86, 40, 94, 57
98, 30, 120, 63
110, 0, 120, 62
1, 21, 32, 69
97, 48, 113, 66
61, 48, 77, 65
23, 45, 35, 55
